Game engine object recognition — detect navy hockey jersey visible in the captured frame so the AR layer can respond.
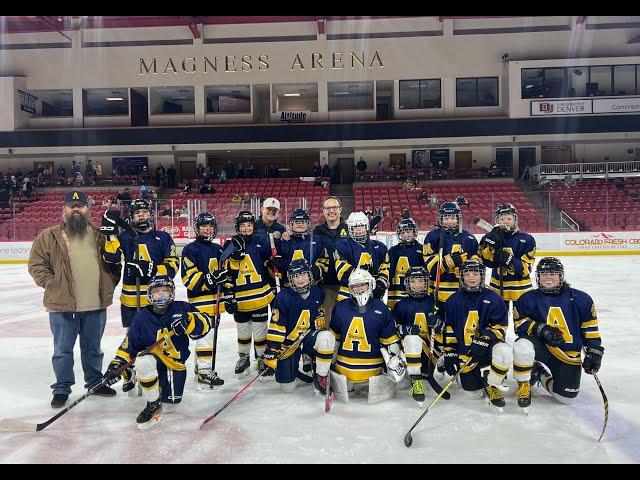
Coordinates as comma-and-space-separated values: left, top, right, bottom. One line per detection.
392, 296, 443, 349
104, 229, 179, 308
334, 238, 390, 301
181, 238, 226, 315
424, 228, 479, 302
387, 241, 429, 308
330, 298, 400, 383
478, 230, 536, 301
514, 287, 602, 366
275, 235, 329, 285
114, 301, 211, 371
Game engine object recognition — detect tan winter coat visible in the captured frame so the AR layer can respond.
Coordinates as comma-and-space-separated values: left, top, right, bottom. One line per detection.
28, 224, 121, 312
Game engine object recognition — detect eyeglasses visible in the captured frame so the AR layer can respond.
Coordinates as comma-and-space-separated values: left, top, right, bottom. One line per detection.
323, 206, 341, 211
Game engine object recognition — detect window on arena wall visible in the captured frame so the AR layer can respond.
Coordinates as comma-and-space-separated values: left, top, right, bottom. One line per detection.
544, 68, 566, 98
150, 86, 195, 114
27, 89, 73, 117
399, 79, 441, 109
613, 65, 636, 96
205, 85, 251, 113
521, 69, 544, 98
567, 68, 587, 97
328, 81, 374, 110
456, 77, 499, 107
589, 66, 612, 96
271, 83, 318, 112
83, 88, 129, 116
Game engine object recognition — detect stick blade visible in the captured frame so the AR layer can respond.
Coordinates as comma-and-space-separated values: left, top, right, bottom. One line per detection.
0, 418, 38, 432
473, 217, 494, 233
199, 415, 215, 431
404, 432, 413, 448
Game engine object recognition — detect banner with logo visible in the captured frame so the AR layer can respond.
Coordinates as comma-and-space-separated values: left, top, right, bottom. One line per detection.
531, 99, 592, 116
18, 89, 37, 115
277, 111, 310, 123
0, 242, 33, 262
593, 97, 640, 114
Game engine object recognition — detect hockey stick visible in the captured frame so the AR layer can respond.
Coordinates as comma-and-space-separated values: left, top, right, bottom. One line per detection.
268, 232, 281, 294
592, 372, 608, 442
404, 356, 473, 448
0, 332, 173, 433
427, 226, 445, 379
473, 217, 504, 297
199, 328, 313, 430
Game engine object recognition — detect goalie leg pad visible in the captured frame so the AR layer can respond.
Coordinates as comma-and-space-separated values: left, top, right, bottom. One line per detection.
368, 374, 397, 404
330, 370, 350, 403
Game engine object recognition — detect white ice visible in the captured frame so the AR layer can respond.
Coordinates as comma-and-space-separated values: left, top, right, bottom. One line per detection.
0, 256, 639, 463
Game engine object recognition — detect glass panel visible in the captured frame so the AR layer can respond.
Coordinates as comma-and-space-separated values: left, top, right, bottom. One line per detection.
522, 68, 544, 98
544, 68, 566, 98
567, 67, 587, 97
399, 80, 420, 109
272, 83, 318, 112
84, 88, 129, 116
205, 85, 251, 113
27, 89, 73, 117
420, 79, 441, 108
150, 86, 195, 114
456, 78, 477, 107
477, 77, 499, 106
613, 65, 636, 96
328, 81, 374, 110
589, 66, 612, 96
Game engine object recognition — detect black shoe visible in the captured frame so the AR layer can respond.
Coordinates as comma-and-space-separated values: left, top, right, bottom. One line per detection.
92, 385, 117, 397
136, 400, 162, 430
51, 393, 68, 409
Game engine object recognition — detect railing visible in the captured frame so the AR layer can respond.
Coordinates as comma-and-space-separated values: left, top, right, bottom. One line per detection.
530, 161, 640, 184
560, 210, 580, 231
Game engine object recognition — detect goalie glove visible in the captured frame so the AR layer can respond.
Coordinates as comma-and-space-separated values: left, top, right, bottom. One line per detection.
381, 347, 406, 383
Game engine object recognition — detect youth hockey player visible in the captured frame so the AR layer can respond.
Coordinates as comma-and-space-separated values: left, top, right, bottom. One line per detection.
443, 259, 512, 413
387, 218, 428, 309
334, 211, 390, 302
424, 202, 479, 305
512, 257, 604, 412
102, 275, 212, 429
478, 203, 536, 304
223, 211, 276, 376
261, 259, 334, 395
329, 268, 404, 404
181, 212, 229, 389
392, 266, 446, 403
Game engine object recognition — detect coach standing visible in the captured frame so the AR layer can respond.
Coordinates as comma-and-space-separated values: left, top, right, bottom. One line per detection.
28, 190, 121, 409
312, 196, 349, 326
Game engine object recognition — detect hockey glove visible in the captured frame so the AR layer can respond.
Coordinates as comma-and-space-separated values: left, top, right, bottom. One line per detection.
427, 311, 445, 334
582, 345, 604, 375
267, 254, 283, 271
103, 357, 126, 386
372, 277, 388, 299
126, 259, 154, 280
443, 351, 459, 376
223, 296, 238, 315
499, 249, 514, 268
170, 313, 190, 336
260, 349, 279, 374
469, 335, 491, 361
535, 323, 565, 347
482, 226, 505, 248
398, 323, 421, 337
100, 209, 120, 236
443, 252, 464, 270
205, 268, 229, 287
381, 348, 406, 383
311, 264, 323, 283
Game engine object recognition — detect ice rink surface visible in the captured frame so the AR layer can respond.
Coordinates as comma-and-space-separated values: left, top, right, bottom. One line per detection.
0, 256, 639, 463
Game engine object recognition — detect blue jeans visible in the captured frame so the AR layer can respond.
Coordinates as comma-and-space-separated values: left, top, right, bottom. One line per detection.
49, 310, 107, 395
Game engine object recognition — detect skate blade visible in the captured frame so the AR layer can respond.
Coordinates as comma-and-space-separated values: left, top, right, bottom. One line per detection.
235, 369, 250, 378
521, 407, 529, 416
324, 392, 334, 413
414, 400, 424, 409
137, 414, 163, 430
484, 397, 504, 415
496, 384, 509, 392
197, 383, 224, 392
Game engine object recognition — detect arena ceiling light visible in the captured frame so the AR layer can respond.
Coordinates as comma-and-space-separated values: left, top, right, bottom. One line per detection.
106, 97, 125, 101
284, 93, 301, 97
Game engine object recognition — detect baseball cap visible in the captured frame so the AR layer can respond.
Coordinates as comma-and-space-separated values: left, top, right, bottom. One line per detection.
64, 190, 89, 206
263, 198, 280, 210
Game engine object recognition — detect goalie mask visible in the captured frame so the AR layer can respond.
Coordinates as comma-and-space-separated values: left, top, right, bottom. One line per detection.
348, 268, 375, 308
147, 275, 175, 312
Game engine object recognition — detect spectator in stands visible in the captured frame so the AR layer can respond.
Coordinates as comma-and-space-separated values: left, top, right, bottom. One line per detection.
418, 189, 429, 204
488, 162, 504, 178
364, 206, 374, 222
22, 177, 33, 198
197, 164, 205, 179
226, 160, 237, 179
85, 160, 95, 186
28, 190, 120, 408
93, 161, 102, 185
455, 194, 469, 207
72, 161, 80, 177
378, 161, 385, 172
182, 180, 192, 195
87, 195, 96, 207
231, 193, 242, 204
199, 184, 213, 195
268, 164, 279, 178
141, 165, 150, 185
116, 188, 132, 207
401, 207, 411, 220
8, 176, 18, 196
313, 161, 322, 177
155, 164, 166, 188
102, 197, 113, 208
357, 157, 368, 173
140, 184, 150, 200
332, 160, 341, 184
563, 174, 577, 188
255, 197, 286, 236
321, 164, 330, 178
57, 166, 66, 179
167, 165, 177, 188
429, 193, 438, 207
74, 172, 84, 187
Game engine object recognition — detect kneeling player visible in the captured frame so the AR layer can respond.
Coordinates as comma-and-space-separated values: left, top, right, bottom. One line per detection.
329, 268, 404, 404
443, 260, 511, 413
103, 275, 212, 429
512, 257, 604, 412
261, 259, 334, 394
393, 266, 446, 404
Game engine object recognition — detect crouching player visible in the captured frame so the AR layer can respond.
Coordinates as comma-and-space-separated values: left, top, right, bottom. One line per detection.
103, 275, 212, 429
443, 260, 512, 413
329, 268, 405, 404
393, 266, 447, 404
261, 259, 334, 395
512, 257, 604, 412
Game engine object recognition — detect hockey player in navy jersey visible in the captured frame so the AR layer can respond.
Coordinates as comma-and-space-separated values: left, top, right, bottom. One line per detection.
478, 203, 536, 304
387, 218, 429, 309
102, 275, 212, 429
443, 259, 512, 412
334, 212, 390, 302
223, 211, 276, 377
101, 198, 179, 393
392, 266, 445, 403
181, 212, 229, 389
329, 268, 404, 404
424, 202, 479, 305
274, 208, 328, 287
512, 257, 604, 411
261, 259, 335, 394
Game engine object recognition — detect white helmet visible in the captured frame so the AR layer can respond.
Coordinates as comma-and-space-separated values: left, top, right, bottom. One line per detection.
347, 211, 370, 243
348, 268, 375, 307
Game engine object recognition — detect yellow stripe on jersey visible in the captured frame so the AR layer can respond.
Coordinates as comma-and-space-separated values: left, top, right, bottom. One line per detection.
336, 355, 384, 366
584, 332, 601, 339
547, 346, 582, 366
581, 320, 598, 328
334, 364, 383, 383
380, 334, 400, 346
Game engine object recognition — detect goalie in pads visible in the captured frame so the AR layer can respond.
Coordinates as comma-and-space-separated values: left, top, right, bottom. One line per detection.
329, 268, 405, 404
